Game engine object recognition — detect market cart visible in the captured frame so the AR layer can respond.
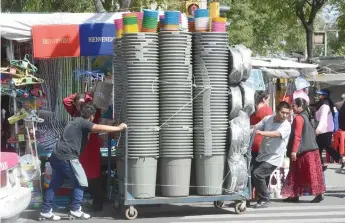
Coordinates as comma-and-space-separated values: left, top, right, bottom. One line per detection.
114, 129, 255, 220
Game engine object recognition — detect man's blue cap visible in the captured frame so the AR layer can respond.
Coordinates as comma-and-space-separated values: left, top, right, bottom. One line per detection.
316, 89, 329, 96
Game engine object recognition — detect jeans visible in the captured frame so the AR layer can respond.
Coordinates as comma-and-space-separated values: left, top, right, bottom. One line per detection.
252, 161, 277, 202
316, 132, 343, 164
41, 155, 85, 213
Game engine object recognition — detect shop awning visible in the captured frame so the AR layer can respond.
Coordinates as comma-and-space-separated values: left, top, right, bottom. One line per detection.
0, 13, 124, 42
252, 58, 318, 78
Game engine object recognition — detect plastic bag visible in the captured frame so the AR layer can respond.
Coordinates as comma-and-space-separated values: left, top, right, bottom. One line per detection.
228, 47, 243, 85
235, 45, 252, 81
93, 81, 114, 110
224, 153, 248, 194
19, 154, 41, 182
229, 86, 243, 119
229, 110, 250, 155
240, 83, 255, 116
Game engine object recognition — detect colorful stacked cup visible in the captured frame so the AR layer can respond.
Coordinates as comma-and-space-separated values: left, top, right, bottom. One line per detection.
211, 17, 227, 32
114, 18, 124, 39
164, 11, 180, 31
209, 2, 220, 19
159, 15, 165, 31
187, 16, 195, 32
136, 12, 144, 32
194, 9, 209, 32
142, 9, 159, 32
123, 13, 139, 33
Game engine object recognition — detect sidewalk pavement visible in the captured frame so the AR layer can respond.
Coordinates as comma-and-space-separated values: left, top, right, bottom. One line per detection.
324, 163, 345, 192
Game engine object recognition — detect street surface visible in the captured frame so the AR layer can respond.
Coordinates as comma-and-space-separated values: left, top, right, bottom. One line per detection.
17, 164, 345, 223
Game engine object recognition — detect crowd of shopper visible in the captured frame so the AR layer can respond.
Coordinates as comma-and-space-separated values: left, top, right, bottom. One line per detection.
250, 89, 345, 208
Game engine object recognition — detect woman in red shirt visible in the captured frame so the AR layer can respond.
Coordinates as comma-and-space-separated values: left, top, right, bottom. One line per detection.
250, 91, 273, 162
63, 92, 105, 211
281, 98, 325, 203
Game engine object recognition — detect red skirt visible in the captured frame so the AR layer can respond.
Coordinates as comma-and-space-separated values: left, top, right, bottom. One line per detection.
281, 150, 325, 197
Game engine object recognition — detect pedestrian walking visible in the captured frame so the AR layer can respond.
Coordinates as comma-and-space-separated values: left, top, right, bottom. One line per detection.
252, 101, 291, 208
314, 89, 345, 168
281, 98, 325, 203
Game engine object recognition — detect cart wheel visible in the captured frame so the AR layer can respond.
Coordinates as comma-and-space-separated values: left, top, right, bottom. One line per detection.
234, 202, 246, 214
213, 201, 224, 208
125, 207, 138, 220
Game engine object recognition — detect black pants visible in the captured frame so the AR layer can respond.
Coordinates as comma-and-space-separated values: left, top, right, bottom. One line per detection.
252, 161, 277, 202
88, 177, 106, 207
316, 132, 343, 164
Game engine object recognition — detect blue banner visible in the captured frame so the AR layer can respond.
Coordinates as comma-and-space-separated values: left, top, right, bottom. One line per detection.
79, 23, 115, 56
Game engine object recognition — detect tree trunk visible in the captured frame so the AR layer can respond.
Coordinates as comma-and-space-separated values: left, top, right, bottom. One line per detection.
94, 0, 106, 12
119, 0, 132, 10
305, 24, 314, 62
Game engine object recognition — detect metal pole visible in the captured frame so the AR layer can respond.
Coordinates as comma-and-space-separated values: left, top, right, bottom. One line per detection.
107, 133, 112, 199
324, 31, 328, 56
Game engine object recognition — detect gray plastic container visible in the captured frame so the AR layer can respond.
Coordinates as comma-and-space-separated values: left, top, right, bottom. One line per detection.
127, 157, 158, 199
160, 157, 192, 197
195, 155, 226, 195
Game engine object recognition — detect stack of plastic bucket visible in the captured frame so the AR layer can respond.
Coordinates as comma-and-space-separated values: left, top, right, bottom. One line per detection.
136, 12, 144, 32
187, 16, 195, 32
194, 9, 209, 32
113, 37, 126, 195
209, 2, 220, 20
114, 18, 123, 39
211, 17, 227, 32
159, 15, 165, 31
120, 33, 160, 198
142, 9, 159, 32
159, 31, 193, 197
123, 13, 139, 33
164, 11, 180, 31
192, 32, 229, 195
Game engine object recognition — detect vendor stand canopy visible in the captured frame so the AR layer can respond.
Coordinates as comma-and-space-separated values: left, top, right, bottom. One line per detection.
1, 13, 124, 42
252, 58, 318, 79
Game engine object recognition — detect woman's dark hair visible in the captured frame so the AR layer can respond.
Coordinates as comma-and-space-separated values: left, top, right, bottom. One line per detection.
276, 101, 291, 111
255, 91, 269, 107
294, 98, 312, 120
80, 103, 96, 119
75, 93, 86, 102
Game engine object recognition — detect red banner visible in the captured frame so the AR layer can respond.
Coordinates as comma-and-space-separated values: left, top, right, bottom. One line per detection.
32, 25, 80, 58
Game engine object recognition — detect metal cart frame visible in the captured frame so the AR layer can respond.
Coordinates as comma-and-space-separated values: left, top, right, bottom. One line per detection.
114, 129, 254, 220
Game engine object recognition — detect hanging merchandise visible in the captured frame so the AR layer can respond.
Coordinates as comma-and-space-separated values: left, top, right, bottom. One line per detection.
228, 86, 243, 120
295, 76, 310, 91
239, 83, 255, 117
229, 110, 250, 156
242, 69, 265, 91
224, 153, 248, 194
79, 23, 115, 56
92, 81, 114, 110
